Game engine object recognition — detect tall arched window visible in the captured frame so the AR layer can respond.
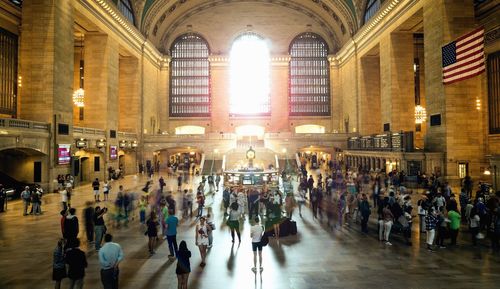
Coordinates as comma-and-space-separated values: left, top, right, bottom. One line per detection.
118, 0, 135, 25
170, 33, 211, 117
364, 0, 384, 24
230, 32, 270, 116
289, 33, 330, 116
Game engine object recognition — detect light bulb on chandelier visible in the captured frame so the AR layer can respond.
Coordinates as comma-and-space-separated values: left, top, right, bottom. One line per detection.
415, 104, 427, 124
73, 88, 85, 107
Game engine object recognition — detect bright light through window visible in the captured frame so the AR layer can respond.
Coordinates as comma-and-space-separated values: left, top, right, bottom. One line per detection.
230, 33, 270, 115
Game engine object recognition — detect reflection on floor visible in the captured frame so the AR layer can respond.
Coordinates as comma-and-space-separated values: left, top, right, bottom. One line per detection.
0, 173, 499, 289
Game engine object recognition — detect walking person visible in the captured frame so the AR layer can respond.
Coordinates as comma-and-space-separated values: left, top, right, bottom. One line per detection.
176, 241, 191, 289
380, 203, 394, 246
206, 209, 215, 248
64, 208, 79, 243
83, 202, 95, 244
166, 209, 179, 257
296, 188, 306, 217
52, 238, 67, 289
93, 178, 100, 202
359, 193, 371, 234
99, 234, 124, 289
227, 202, 241, 243
60, 187, 68, 211
94, 206, 108, 251
469, 207, 481, 247
65, 239, 87, 289
146, 212, 159, 255
195, 216, 210, 267
250, 217, 264, 273
284, 193, 296, 219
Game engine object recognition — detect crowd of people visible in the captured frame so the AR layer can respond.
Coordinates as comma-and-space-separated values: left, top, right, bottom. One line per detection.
3, 154, 496, 289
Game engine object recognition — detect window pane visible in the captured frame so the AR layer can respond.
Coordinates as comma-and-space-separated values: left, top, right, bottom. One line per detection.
230, 33, 270, 115
0, 28, 18, 117
289, 33, 330, 116
118, 0, 135, 25
170, 34, 211, 117
488, 52, 500, 134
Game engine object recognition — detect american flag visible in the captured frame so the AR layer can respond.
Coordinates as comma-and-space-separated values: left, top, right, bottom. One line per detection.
442, 27, 485, 85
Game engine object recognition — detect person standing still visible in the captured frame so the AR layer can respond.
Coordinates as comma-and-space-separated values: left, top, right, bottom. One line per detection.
176, 241, 191, 289
93, 178, 100, 202
448, 208, 461, 246
65, 239, 87, 289
250, 217, 264, 273
83, 202, 95, 244
21, 186, 31, 216
166, 209, 179, 258
99, 234, 124, 289
94, 206, 108, 251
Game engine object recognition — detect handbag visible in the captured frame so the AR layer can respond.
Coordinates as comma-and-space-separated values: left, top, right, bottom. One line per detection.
209, 222, 216, 231
260, 226, 269, 246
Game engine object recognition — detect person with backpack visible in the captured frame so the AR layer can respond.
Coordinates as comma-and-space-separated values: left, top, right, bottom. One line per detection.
250, 217, 264, 273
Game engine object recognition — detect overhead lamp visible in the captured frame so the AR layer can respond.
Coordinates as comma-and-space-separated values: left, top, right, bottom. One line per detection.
96, 139, 106, 148
483, 167, 491, 175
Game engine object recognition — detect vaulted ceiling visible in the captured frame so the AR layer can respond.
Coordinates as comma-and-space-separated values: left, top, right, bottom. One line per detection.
129, 0, 368, 54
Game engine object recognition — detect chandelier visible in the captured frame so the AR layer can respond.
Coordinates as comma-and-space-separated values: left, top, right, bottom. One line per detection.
73, 88, 85, 107
415, 104, 427, 124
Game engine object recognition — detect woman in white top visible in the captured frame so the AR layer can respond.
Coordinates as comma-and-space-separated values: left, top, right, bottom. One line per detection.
250, 217, 264, 273
195, 216, 210, 267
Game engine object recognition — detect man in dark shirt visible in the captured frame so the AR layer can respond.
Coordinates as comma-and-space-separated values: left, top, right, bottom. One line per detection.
66, 238, 87, 289
64, 208, 79, 243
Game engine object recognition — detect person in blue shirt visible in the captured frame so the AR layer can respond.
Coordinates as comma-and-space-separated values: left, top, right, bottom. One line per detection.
166, 209, 179, 258
98, 234, 124, 289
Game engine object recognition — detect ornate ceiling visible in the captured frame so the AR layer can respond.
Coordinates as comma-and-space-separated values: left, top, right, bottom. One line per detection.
130, 0, 368, 54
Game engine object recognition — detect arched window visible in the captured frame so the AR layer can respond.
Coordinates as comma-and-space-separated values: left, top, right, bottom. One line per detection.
230, 32, 271, 116
364, 0, 384, 24
170, 33, 211, 117
118, 0, 135, 25
289, 33, 330, 116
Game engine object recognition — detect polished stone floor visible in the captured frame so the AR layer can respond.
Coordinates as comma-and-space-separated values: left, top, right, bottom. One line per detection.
0, 173, 499, 289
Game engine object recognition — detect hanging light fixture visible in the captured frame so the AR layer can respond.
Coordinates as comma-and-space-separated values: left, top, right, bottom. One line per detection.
413, 35, 427, 124
73, 35, 85, 108
415, 104, 427, 124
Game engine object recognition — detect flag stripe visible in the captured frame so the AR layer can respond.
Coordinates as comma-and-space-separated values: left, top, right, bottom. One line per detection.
444, 62, 485, 79
456, 37, 484, 54
442, 27, 485, 85
457, 35, 484, 50
456, 27, 484, 42
444, 67, 485, 84
444, 50, 484, 71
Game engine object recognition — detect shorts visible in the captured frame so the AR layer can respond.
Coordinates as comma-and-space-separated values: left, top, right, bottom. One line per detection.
94, 190, 99, 195
252, 242, 262, 252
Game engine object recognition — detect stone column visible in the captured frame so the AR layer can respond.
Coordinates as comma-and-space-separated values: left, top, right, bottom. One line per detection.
359, 56, 381, 134
379, 32, 415, 133
19, 0, 75, 191
330, 57, 342, 132
423, 0, 485, 183
118, 56, 140, 134
83, 33, 119, 131
270, 58, 289, 132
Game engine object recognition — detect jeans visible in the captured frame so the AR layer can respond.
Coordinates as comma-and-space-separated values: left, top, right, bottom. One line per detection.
68, 278, 84, 289
95, 225, 105, 250
86, 225, 94, 243
167, 235, 178, 256
383, 220, 393, 241
101, 268, 119, 289
139, 210, 146, 224
197, 205, 203, 217
361, 215, 369, 233
426, 229, 435, 246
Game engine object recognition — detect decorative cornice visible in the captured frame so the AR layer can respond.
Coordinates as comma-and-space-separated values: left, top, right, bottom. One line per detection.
208, 55, 291, 67
335, 0, 419, 67
82, 0, 165, 67
485, 26, 500, 46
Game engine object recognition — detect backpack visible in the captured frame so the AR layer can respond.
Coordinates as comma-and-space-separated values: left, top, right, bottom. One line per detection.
260, 227, 269, 247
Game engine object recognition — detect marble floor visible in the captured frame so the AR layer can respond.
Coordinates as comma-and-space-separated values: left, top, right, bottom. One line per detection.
0, 173, 499, 289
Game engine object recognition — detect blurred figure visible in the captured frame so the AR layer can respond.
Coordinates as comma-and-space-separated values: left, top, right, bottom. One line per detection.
52, 238, 67, 289
83, 201, 95, 244
94, 206, 108, 251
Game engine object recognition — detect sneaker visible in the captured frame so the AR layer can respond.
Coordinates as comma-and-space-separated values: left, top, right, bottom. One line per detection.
251, 267, 257, 273
385, 241, 392, 246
